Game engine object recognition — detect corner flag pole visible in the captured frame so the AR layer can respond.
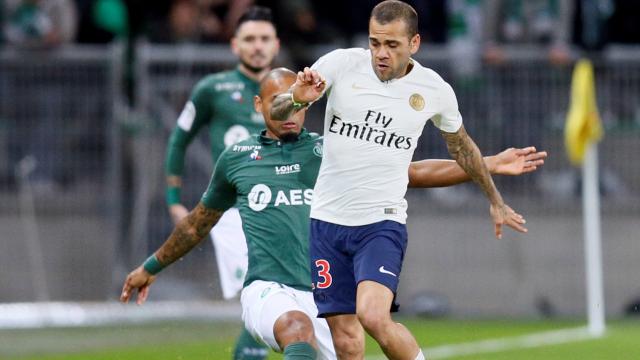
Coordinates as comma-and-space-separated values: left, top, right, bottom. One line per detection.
582, 144, 605, 336
565, 59, 605, 336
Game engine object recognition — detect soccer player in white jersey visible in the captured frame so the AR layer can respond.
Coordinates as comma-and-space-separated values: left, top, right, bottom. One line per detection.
270, 1, 528, 359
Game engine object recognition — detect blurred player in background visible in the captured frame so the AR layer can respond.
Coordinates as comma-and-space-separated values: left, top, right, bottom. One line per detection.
164, 6, 278, 359
123, 68, 546, 359
271, 1, 529, 358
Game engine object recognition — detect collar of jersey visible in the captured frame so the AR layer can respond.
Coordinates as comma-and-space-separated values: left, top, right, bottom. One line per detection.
258, 128, 309, 145
234, 67, 260, 86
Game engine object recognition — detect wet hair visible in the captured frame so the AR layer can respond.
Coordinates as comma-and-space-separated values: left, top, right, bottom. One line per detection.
237, 6, 275, 31
259, 67, 296, 97
370, 0, 418, 38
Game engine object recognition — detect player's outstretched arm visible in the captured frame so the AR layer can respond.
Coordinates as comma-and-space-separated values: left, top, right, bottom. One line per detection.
271, 67, 326, 121
441, 125, 527, 239
407, 147, 547, 188
120, 203, 223, 305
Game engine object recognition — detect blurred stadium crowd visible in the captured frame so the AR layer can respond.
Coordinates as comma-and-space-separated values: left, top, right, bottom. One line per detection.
2, 0, 640, 52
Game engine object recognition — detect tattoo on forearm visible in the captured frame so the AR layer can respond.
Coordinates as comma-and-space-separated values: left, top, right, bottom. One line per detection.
442, 127, 503, 204
156, 203, 222, 266
271, 93, 297, 121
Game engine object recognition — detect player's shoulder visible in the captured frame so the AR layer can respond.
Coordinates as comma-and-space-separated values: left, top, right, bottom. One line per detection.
307, 132, 322, 141
318, 48, 369, 66
411, 60, 450, 87
192, 70, 237, 91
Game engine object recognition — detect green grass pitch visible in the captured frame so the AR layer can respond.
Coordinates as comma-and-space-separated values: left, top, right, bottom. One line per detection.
2, 318, 639, 359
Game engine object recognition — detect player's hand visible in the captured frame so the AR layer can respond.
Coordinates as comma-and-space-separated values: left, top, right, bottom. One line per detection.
493, 147, 547, 176
291, 67, 326, 104
490, 203, 527, 239
169, 204, 189, 225
120, 266, 156, 305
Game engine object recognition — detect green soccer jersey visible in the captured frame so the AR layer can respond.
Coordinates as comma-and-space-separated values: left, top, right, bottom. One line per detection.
166, 68, 265, 178
201, 129, 324, 291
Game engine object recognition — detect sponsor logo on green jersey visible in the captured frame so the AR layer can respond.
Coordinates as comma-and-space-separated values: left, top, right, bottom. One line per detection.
275, 164, 301, 175
247, 184, 313, 212
313, 142, 323, 157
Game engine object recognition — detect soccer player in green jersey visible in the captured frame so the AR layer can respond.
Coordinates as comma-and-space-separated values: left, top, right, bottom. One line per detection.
164, 6, 278, 359
122, 68, 546, 359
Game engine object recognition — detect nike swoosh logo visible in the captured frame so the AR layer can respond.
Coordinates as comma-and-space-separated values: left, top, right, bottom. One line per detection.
378, 266, 397, 277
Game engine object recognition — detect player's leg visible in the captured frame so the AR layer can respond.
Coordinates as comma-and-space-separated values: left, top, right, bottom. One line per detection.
356, 281, 422, 359
325, 314, 364, 359
297, 287, 338, 360
309, 218, 364, 358
241, 280, 317, 359
352, 221, 423, 360
211, 208, 249, 299
211, 208, 269, 359
274, 310, 317, 359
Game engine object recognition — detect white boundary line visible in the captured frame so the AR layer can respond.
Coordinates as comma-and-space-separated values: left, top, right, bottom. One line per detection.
368, 327, 601, 359
0, 301, 241, 329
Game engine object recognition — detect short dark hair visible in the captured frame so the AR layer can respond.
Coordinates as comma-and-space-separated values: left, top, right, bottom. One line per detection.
237, 6, 275, 29
370, 0, 418, 38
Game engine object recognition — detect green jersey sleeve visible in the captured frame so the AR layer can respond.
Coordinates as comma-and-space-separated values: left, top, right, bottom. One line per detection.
165, 77, 215, 177
200, 150, 236, 211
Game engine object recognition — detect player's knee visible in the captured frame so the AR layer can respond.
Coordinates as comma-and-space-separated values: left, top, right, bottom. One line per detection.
274, 311, 315, 347
357, 308, 391, 338
331, 334, 362, 357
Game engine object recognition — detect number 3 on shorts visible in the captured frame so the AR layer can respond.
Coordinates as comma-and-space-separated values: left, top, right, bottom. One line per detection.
315, 259, 332, 289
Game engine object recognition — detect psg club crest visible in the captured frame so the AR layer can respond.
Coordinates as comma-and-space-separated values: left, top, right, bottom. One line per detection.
409, 93, 425, 111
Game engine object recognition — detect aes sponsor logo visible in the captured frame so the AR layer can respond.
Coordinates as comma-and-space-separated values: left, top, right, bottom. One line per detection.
247, 184, 313, 212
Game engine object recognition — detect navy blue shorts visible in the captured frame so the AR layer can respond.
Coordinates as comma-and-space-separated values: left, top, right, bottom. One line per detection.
309, 218, 408, 317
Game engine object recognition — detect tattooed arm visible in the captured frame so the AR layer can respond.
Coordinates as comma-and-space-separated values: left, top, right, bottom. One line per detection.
441, 125, 528, 238
271, 67, 326, 121
120, 203, 224, 304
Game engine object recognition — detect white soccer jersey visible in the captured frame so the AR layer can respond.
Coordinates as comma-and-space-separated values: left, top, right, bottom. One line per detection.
309, 48, 463, 226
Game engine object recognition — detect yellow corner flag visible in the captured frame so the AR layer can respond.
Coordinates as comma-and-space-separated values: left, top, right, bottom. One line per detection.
565, 59, 604, 165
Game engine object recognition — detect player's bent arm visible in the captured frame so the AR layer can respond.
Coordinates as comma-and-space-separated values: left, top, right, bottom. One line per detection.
271, 91, 305, 121
271, 67, 326, 121
155, 203, 224, 267
441, 126, 528, 238
120, 203, 224, 304
441, 125, 504, 205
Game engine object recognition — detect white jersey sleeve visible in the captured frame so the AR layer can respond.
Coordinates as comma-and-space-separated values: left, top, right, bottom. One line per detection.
431, 82, 463, 133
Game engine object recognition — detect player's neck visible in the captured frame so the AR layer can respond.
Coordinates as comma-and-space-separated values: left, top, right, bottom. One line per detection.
238, 64, 271, 82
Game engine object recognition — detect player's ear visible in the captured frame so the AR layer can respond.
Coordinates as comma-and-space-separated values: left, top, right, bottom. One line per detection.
274, 37, 281, 54
254, 95, 262, 113
409, 33, 420, 54
231, 36, 240, 56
